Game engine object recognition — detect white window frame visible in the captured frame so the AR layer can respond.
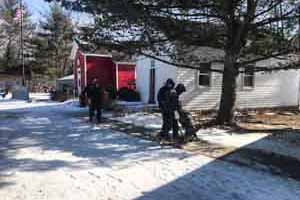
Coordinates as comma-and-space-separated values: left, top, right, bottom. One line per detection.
197, 63, 211, 88
242, 66, 255, 90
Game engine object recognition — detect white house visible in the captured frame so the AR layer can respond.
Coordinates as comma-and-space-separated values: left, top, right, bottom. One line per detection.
56, 74, 74, 93
136, 47, 300, 110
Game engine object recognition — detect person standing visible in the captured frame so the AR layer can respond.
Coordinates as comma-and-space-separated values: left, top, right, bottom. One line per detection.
83, 78, 103, 123
169, 83, 187, 142
157, 78, 175, 139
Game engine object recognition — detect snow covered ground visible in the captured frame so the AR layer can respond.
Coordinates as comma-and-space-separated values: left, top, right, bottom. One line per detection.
113, 112, 300, 161
196, 128, 300, 161
0, 99, 300, 200
113, 112, 162, 130
0, 93, 54, 111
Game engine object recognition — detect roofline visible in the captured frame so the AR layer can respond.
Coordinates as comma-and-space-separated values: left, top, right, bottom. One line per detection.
58, 75, 74, 81
114, 62, 136, 65
83, 53, 113, 58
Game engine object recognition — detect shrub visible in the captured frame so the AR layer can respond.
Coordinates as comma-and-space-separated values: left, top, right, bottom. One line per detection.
50, 90, 68, 102
105, 86, 117, 100
117, 87, 141, 102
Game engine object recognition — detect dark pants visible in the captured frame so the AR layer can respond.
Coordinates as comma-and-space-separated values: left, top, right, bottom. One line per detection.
89, 103, 102, 122
161, 111, 179, 138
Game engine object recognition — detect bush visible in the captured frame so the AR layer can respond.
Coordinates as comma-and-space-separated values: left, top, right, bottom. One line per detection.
50, 90, 68, 102
117, 87, 141, 102
105, 86, 117, 100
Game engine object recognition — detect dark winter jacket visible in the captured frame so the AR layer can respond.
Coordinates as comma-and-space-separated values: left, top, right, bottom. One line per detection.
83, 84, 103, 106
169, 89, 181, 112
157, 86, 172, 112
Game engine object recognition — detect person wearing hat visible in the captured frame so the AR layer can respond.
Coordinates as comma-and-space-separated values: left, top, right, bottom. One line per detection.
157, 78, 175, 139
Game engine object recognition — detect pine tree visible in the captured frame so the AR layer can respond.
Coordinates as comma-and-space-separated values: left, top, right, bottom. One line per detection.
37, 2, 74, 79
0, 0, 34, 73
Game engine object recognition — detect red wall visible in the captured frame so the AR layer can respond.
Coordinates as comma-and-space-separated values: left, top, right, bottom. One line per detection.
74, 50, 136, 94
117, 64, 136, 89
86, 56, 115, 88
74, 50, 85, 93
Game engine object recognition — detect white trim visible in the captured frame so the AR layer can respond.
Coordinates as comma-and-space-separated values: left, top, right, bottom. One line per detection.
58, 75, 74, 81
84, 55, 87, 88
69, 41, 79, 60
77, 68, 81, 94
83, 53, 113, 58
116, 63, 119, 90
197, 63, 211, 88
297, 70, 300, 109
241, 67, 255, 90
114, 62, 135, 65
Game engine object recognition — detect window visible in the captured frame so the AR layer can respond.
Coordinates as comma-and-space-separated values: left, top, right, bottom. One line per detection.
243, 67, 255, 88
150, 59, 155, 69
198, 63, 211, 87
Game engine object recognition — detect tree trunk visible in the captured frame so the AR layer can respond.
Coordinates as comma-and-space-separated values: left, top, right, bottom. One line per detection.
216, 53, 239, 125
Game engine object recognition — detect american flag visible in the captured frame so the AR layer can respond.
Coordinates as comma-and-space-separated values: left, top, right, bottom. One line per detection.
14, 7, 23, 24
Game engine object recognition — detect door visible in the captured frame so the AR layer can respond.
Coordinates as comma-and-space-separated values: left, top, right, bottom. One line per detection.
117, 64, 136, 90
148, 60, 156, 104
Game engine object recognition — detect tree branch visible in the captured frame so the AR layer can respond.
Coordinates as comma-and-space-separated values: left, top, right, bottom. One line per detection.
238, 48, 295, 67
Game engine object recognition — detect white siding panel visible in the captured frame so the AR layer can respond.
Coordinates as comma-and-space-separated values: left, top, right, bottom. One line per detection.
136, 56, 150, 103
155, 60, 177, 103
177, 64, 223, 110
237, 70, 300, 109
177, 64, 300, 110
136, 56, 177, 104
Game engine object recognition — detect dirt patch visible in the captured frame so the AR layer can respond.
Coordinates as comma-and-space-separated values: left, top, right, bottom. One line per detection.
237, 111, 300, 130
192, 110, 300, 146
235, 111, 300, 146
182, 140, 236, 157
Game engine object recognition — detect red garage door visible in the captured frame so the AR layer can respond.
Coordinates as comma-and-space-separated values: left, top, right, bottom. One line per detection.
117, 64, 136, 90
86, 56, 115, 88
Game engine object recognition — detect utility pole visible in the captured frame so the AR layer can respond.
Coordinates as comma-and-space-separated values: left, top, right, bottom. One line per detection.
20, 0, 25, 86
297, 4, 300, 50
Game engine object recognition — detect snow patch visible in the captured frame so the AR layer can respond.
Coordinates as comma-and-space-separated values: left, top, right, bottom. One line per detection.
112, 112, 162, 130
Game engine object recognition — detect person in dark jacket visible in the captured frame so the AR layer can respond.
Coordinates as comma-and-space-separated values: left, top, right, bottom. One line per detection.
157, 78, 175, 139
83, 78, 103, 123
168, 83, 186, 141
171, 83, 196, 142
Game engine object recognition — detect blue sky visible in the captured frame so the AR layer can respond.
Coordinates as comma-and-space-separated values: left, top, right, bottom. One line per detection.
24, 0, 50, 22
23, 0, 92, 25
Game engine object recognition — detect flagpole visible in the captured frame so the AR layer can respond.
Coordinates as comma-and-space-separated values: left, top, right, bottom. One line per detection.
20, 0, 25, 86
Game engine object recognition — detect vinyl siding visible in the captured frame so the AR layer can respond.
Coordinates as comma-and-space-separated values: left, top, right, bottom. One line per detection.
177, 63, 300, 110
177, 63, 223, 110
137, 55, 300, 110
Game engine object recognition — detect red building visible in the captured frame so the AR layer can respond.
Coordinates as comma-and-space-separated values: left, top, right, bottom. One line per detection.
70, 41, 136, 95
